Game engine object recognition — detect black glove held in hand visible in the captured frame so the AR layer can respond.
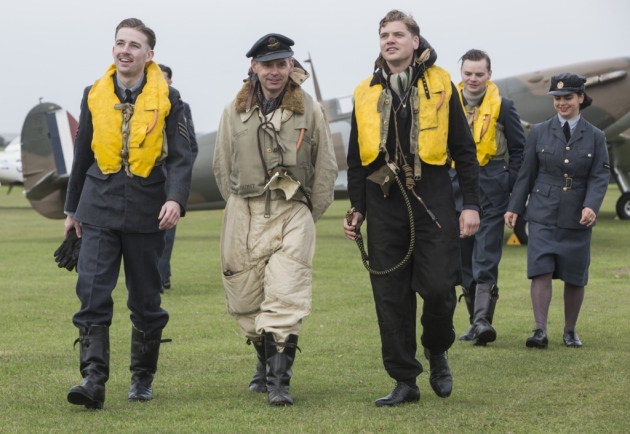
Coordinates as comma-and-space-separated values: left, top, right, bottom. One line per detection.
54, 227, 82, 272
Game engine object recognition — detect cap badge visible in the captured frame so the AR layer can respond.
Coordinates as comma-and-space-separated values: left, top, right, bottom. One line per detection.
557, 81, 564, 89
267, 37, 279, 50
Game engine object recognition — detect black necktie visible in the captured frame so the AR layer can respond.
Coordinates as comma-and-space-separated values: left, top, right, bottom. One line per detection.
563, 121, 571, 141
124, 89, 133, 104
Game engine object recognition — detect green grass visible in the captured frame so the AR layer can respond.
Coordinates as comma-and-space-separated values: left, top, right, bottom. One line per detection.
0, 185, 628, 433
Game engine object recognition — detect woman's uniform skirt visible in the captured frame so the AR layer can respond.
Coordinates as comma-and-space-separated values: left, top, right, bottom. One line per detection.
527, 221, 592, 286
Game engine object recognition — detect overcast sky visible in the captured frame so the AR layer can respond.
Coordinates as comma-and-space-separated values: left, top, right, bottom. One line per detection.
1, 0, 628, 135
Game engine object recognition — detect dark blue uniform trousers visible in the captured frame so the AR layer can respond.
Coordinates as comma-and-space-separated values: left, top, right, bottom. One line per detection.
365, 165, 459, 382
460, 160, 509, 288
158, 226, 176, 285
73, 223, 169, 334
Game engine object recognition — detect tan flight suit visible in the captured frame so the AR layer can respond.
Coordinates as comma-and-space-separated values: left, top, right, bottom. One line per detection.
213, 68, 337, 342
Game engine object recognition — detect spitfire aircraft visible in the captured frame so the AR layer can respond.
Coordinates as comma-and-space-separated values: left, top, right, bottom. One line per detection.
16, 57, 630, 242
0, 135, 24, 193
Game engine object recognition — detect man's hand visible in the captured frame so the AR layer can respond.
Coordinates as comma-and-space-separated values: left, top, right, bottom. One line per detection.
459, 209, 480, 238
343, 211, 364, 240
55, 219, 82, 272
159, 200, 181, 230
504, 211, 518, 229
64, 215, 82, 238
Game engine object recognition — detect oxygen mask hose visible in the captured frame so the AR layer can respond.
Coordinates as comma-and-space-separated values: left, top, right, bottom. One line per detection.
346, 173, 417, 276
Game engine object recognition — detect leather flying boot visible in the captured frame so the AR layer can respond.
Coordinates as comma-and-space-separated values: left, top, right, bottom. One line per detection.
265, 333, 299, 406
128, 326, 171, 402
374, 382, 420, 407
428, 352, 452, 398
472, 284, 498, 344
247, 338, 267, 393
458, 284, 476, 341
67, 325, 110, 409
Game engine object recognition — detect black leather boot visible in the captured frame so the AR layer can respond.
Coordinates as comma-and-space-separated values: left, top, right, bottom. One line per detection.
67, 325, 110, 409
458, 284, 476, 341
265, 333, 299, 406
428, 351, 452, 398
247, 338, 267, 393
472, 284, 498, 344
128, 327, 171, 402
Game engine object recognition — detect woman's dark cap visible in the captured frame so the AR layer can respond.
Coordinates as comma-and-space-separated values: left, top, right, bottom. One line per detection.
548, 73, 586, 95
549, 72, 593, 109
246, 34, 294, 62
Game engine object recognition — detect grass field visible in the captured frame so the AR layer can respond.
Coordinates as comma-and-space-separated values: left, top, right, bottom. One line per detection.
0, 185, 628, 433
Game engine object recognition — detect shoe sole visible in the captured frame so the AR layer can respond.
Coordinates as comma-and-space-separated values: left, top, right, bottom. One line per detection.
68, 391, 103, 409
269, 400, 293, 406
474, 329, 497, 343
374, 396, 420, 407
430, 383, 452, 399
525, 340, 548, 349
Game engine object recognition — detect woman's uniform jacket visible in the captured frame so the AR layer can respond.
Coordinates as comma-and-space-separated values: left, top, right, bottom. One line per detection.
508, 116, 609, 230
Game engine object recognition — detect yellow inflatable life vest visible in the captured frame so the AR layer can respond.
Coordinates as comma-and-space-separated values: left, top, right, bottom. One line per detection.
456, 80, 502, 166
353, 65, 452, 166
88, 61, 171, 177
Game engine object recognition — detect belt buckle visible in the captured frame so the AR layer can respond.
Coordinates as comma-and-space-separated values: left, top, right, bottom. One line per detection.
563, 177, 573, 191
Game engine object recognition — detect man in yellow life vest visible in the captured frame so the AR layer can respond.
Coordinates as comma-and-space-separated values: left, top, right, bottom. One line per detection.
343, 10, 480, 406
451, 49, 525, 346
63, 18, 193, 410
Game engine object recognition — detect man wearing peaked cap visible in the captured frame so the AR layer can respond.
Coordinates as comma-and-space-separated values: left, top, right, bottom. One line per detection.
213, 33, 337, 406
246, 33, 295, 62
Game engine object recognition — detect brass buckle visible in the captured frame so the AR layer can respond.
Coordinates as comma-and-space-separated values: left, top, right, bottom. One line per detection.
563, 177, 573, 191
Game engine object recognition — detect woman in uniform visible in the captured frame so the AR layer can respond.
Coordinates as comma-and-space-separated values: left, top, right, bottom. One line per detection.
505, 73, 609, 349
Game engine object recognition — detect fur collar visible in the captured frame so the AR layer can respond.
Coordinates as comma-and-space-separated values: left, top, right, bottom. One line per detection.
235, 79, 304, 114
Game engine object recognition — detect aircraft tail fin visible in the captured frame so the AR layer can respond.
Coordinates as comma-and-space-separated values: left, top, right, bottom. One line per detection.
25, 170, 69, 201
21, 102, 77, 219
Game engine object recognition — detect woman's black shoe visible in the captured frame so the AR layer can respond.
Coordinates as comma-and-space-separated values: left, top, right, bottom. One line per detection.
526, 329, 548, 349
563, 331, 582, 348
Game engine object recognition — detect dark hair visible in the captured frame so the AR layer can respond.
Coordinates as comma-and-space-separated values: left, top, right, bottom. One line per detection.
578, 91, 593, 110
158, 64, 172, 80
379, 10, 420, 37
460, 49, 491, 72
115, 18, 156, 50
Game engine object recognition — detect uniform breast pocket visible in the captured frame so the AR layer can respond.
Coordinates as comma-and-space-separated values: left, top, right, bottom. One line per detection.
577, 146, 595, 171
276, 128, 305, 167
536, 143, 555, 171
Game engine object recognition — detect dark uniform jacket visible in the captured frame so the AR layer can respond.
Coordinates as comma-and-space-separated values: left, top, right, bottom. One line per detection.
509, 116, 609, 229
65, 78, 193, 233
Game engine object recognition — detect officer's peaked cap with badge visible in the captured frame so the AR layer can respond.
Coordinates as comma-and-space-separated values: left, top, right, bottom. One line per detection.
548, 72, 593, 109
548, 73, 586, 95
246, 33, 295, 62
